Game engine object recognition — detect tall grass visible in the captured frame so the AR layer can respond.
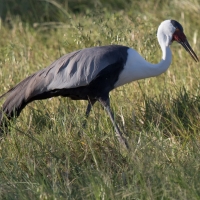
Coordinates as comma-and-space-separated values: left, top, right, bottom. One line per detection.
0, 0, 200, 199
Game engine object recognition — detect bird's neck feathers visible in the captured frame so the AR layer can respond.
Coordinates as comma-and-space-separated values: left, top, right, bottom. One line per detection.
153, 30, 173, 75
153, 37, 172, 75
137, 28, 173, 78
136, 44, 172, 79
114, 24, 174, 88
114, 45, 172, 88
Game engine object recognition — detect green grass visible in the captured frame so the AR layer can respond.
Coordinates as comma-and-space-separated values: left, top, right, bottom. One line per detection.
0, 0, 200, 199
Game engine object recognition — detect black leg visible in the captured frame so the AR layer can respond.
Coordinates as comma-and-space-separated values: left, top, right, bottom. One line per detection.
82, 99, 96, 128
85, 99, 96, 118
98, 96, 129, 149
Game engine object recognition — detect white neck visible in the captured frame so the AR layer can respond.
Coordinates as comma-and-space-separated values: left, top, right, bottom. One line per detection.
144, 41, 172, 77
114, 43, 172, 88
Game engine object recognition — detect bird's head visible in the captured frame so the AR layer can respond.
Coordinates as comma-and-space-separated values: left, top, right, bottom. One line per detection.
157, 19, 199, 62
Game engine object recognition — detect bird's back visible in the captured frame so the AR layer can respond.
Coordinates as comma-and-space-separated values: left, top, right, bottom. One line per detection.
44, 45, 129, 90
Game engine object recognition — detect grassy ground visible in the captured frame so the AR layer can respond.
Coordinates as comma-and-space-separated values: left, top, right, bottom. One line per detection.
0, 0, 200, 199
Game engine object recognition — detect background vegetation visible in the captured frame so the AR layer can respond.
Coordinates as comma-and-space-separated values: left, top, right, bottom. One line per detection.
0, 0, 200, 199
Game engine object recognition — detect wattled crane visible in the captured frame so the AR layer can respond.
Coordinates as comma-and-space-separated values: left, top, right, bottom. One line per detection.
0, 20, 199, 148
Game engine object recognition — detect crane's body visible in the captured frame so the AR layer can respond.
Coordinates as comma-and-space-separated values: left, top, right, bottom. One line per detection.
0, 20, 198, 148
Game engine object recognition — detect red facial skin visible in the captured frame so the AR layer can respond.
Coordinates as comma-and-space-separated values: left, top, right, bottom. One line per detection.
172, 29, 186, 42
172, 29, 199, 62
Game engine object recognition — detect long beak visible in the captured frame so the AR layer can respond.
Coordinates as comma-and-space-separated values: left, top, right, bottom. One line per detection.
180, 39, 199, 62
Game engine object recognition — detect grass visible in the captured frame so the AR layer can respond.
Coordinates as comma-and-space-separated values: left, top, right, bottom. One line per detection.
0, 0, 200, 199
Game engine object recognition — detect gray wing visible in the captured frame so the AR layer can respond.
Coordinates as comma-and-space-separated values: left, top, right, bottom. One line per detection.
2, 45, 129, 101
45, 45, 129, 90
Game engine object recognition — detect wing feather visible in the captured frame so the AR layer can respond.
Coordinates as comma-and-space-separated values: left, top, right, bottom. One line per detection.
46, 45, 129, 90
1, 45, 129, 101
